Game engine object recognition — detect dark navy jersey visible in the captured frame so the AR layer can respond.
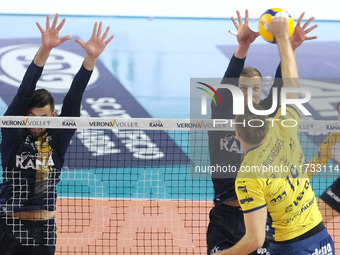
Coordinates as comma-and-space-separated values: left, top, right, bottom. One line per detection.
208, 54, 283, 205
0, 61, 92, 213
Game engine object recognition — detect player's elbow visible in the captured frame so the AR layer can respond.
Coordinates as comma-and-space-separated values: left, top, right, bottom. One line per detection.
254, 237, 265, 250
246, 234, 265, 251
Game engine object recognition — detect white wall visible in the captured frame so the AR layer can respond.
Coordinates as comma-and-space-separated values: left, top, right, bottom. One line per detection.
1, 0, 339, 20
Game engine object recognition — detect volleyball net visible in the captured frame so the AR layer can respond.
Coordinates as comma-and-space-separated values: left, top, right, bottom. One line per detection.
0, 116, 339, 254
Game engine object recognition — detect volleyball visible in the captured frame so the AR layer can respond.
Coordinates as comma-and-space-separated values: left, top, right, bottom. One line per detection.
258, 8, 295, 43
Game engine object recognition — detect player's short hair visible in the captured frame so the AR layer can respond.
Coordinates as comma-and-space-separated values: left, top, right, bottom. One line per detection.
28, 89, 55, 112
235, 103, 268, 145
240, 66, 262, 79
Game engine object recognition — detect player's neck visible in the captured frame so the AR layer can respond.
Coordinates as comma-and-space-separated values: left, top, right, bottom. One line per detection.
242, 139, 265, 154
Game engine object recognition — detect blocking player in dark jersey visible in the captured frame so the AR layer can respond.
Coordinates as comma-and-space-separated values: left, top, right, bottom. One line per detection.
0, 14, 113, 254
207, 10, 318, 255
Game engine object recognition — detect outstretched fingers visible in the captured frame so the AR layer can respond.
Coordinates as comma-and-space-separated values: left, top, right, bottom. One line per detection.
37, 13, 68, 33
97, 22, 103, 37
51, 13, 59, 29
105, 35, 114, 45
305, 24, 318, 34
100, 25, 114, 44
94, 22, 114, 44
102, 25, 109, 39
56, 18, 67, 31
60, 35, 73, 44
244, 9, 249, 25
296, 12, 305, 28
36, 22, 44, 33
74, 38, 85, 47
74, 21, 114, 55
92, 22, 98, 37
46, 15, 50, 29
236, 10, 242, 25
305, 35, 318, 41
301, 15, 318, 40
302, 17, 316, 30
231, 16, 239, 30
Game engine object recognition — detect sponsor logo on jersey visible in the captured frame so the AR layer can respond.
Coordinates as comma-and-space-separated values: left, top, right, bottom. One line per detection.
220, 133, 243, 154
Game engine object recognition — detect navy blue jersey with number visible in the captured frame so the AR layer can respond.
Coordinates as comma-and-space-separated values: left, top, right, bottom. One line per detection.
0, 61, 92, 213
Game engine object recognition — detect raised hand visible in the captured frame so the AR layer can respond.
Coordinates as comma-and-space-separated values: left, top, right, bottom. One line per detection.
290, 12, 318, 51
266, 17, 289, 39
34, 13, 72, 66
75, 22, 114, 61
230, 9, 259, 47
36, 13, 72, 51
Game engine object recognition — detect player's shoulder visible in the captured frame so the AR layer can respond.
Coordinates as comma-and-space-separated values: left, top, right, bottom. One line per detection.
272, 105, 300, 120
236, 168, 268, 182
268, 106, 300, 137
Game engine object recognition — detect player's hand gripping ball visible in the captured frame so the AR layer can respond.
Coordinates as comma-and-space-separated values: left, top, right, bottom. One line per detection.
258, 8, 294, 43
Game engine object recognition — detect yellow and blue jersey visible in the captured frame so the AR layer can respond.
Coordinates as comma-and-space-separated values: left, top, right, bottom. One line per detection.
236, 106, 323, 242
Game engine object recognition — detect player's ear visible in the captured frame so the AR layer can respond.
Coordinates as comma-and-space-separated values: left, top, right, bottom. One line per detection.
52, 110, 56, 117
235, 130, 240, 141
235, 129, 244, 144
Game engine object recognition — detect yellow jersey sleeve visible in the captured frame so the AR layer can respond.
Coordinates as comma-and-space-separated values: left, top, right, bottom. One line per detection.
273, 105, 301, 134
235, 178, 266, 213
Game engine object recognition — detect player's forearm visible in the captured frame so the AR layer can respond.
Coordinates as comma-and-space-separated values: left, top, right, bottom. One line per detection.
274, 62, 282, 79
60, 65, 92, 117
276, 34, 299, 104
234, 44, 250, 59
276, 34, 298, 84
215, 53, 245, 118
222, 54, 246, 81
33, 46, 52, 67
5, 62, 43, 116
82, 55, 97, 71
261, 62, 282, 112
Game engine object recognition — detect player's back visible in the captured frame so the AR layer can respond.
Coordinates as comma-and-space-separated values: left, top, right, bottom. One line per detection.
237, 106, 323, 242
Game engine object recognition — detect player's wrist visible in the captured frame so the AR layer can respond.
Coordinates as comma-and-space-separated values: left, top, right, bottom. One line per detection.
234, 44, 250, 59
275, 33, 290, 42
